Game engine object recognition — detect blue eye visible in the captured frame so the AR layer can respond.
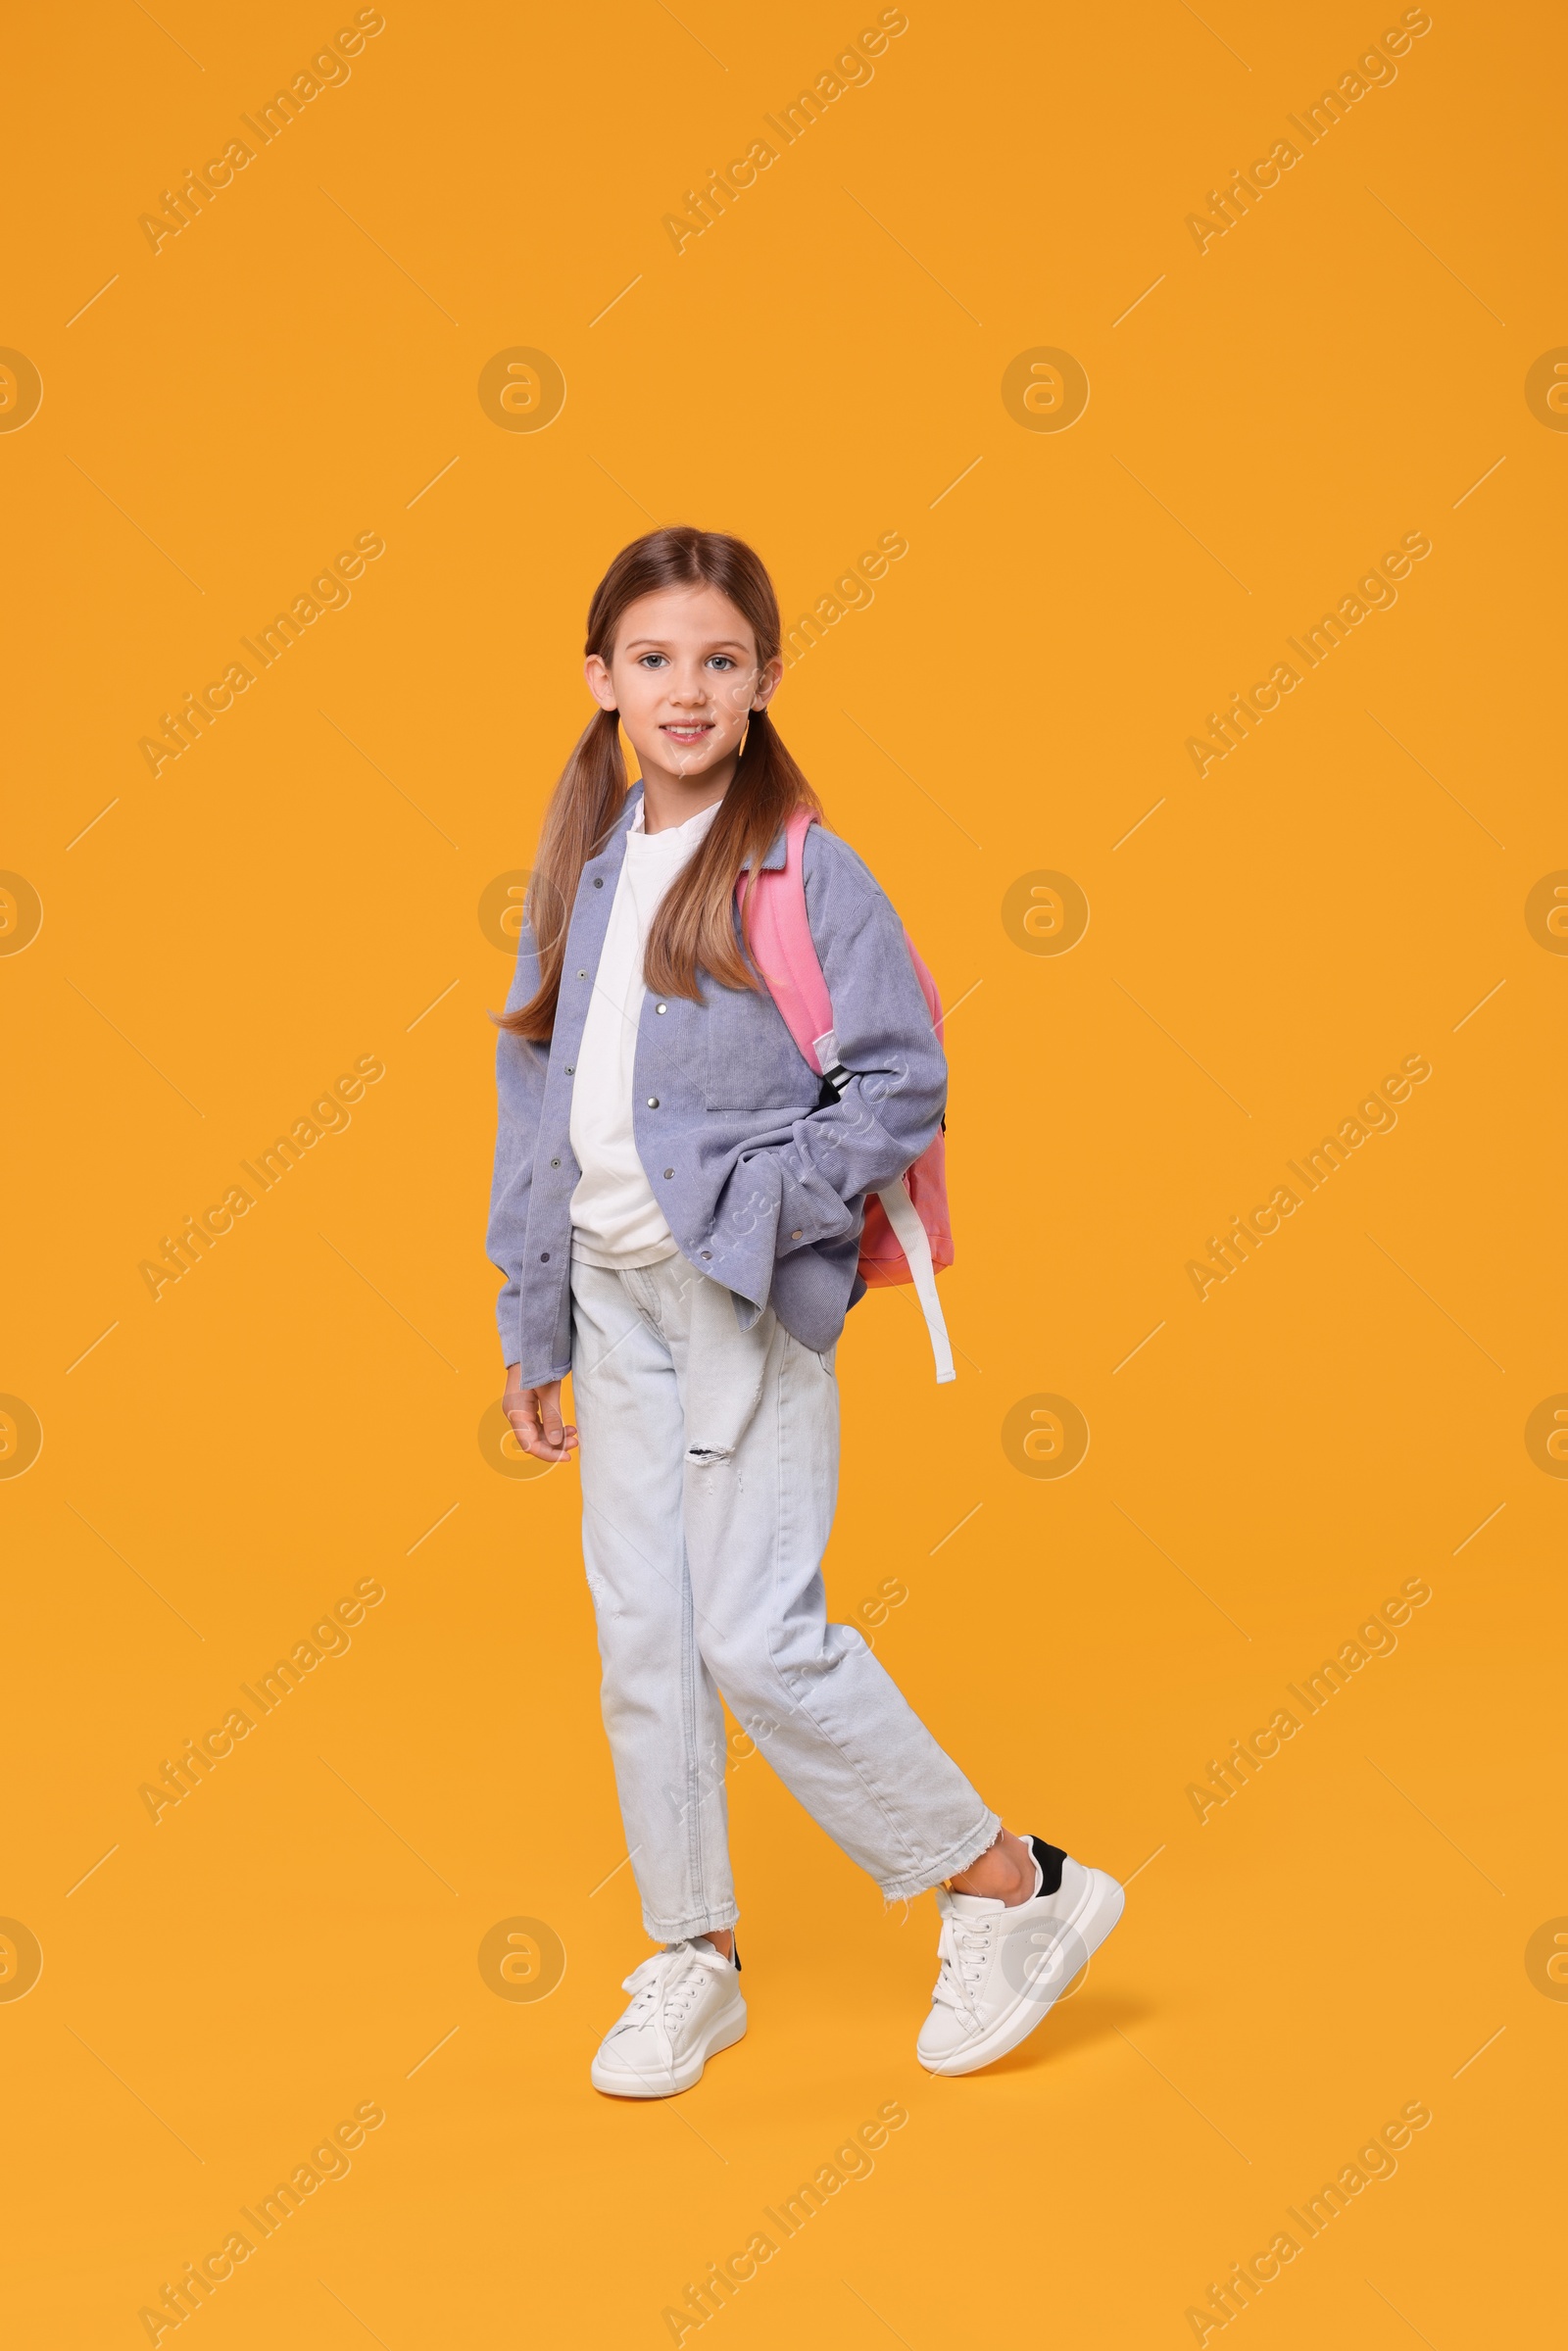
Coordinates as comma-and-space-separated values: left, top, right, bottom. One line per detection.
709, 655, 736, 670
638, 654, 668, 668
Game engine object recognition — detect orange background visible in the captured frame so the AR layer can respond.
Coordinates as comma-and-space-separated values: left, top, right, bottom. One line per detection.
4, 0, 1564, 2342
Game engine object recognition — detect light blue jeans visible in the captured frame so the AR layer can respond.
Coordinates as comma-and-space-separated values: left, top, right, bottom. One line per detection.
569, 1252, 999, 1940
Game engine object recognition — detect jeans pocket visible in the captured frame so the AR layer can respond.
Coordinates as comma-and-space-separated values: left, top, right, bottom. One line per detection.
813, 1341, 839, 1377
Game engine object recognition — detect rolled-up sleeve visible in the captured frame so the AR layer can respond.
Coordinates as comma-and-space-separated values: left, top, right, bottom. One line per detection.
486, 916, 550, 1364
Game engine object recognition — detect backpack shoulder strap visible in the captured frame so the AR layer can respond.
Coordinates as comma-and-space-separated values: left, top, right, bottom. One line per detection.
737, 808, 836, 1076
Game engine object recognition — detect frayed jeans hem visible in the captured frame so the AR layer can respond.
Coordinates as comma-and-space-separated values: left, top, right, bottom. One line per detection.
644, 1907, 740, 1944
878, 1809, 1002, 1905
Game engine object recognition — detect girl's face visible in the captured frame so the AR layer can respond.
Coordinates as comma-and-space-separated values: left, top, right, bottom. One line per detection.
585, 583, 783, 789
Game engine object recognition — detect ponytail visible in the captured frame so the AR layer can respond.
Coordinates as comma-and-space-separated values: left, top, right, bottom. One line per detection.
498, 708, 625, 1041
643, 706, 821, 1002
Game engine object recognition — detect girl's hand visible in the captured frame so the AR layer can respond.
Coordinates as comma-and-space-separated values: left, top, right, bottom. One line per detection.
503, 1365, 580, 1465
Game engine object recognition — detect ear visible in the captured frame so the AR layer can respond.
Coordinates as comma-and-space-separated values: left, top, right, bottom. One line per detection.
752, 654, 785, 711
584, 652, 616, 711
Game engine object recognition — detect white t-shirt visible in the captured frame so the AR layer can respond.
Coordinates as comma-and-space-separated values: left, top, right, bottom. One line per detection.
568, 794, 722, 1269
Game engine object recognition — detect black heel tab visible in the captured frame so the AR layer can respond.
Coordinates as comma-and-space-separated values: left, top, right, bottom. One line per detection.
1029, 1837, 1066, 1897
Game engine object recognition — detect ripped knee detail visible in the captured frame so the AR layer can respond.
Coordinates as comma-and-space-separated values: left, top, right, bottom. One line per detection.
686, 1444, 733, 1464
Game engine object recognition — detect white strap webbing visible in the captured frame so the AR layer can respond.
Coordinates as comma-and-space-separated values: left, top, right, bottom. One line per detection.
813, 1031, 955, 1385
875, 1180, 956, 1385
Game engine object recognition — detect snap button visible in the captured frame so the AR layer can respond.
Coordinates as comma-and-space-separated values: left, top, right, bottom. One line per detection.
663, 1168, 674, 1180
577, 969, 587, 979
565, 1063, 575, 1074
550, 1157, 561, 1167
701, 1249, 711, 1259
593, 876, 604, 888
791, 1229, 803, 1240
656, 1003, 667, 1014
540, 1250, 550, 1262
647, 1096, 659, 1107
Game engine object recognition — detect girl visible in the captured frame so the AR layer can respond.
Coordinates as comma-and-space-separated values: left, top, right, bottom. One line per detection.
487, 526, 1122, 2094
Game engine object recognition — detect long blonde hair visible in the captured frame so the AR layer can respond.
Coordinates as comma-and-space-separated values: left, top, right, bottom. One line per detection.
498, 526, 822, 1040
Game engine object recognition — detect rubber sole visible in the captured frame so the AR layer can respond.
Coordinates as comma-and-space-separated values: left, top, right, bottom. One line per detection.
918, 1867, 1126, 2078
590, 2000, 748, 2098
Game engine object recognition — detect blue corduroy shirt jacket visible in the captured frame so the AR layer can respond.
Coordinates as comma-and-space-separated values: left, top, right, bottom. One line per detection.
486, 784, 947, 1386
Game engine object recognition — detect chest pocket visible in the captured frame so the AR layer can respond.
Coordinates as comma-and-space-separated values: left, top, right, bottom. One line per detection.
704, 976, 822, 1114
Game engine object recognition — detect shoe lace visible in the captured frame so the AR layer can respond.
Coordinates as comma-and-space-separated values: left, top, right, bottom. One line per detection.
931, 1911, 997, 2016
613, 1939, 729, 2038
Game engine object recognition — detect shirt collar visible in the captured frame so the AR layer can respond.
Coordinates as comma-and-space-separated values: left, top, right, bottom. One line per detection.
614, 782, 790, 869
628, 792, 724, 843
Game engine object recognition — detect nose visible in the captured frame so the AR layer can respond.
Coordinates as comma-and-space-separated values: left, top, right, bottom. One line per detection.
667, 670, 710, 707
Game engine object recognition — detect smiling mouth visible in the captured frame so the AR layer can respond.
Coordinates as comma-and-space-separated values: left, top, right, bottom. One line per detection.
661, 722, 713, 739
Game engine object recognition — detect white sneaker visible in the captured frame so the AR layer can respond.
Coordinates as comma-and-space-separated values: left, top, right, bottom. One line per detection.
917, 1839, 1124, 2077
590, 1937, 747, 2097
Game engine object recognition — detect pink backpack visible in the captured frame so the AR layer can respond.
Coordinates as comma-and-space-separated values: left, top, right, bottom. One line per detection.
736, 808, 956, 1383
